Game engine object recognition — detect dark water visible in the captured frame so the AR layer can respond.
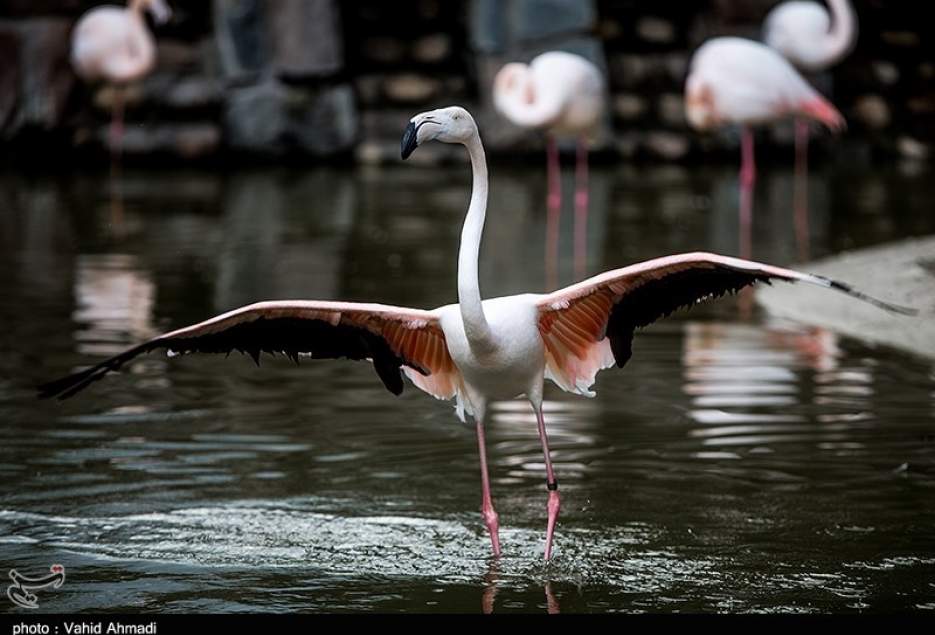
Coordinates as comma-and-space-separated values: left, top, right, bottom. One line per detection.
1, 161, 934, 613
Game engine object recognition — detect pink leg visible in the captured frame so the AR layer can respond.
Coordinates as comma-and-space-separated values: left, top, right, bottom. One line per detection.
573, 137, 589, 282
738, 127, 756, 317
739, 126, 756, 260
475, 418, 501, 557
544, 581, 560, 614
545, 136, 561, 291
793, 118, 810, 262
534, 404, 560, 560
110, 87, 125, 162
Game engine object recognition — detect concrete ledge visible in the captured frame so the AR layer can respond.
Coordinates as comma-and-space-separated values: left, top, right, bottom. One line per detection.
756, 236, 935, 359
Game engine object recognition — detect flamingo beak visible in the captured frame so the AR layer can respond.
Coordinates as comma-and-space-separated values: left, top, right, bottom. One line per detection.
400, 121, 419, 160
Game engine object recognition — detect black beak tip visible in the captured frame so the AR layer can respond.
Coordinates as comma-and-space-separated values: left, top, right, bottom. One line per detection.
400, 121, 418, 160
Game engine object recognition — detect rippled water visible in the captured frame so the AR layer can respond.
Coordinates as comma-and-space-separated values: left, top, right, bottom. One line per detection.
1, 163, 934, 613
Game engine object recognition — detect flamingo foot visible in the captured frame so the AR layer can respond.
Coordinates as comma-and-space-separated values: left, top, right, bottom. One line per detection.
544, 487, 561, 560
482, 501, 501, 557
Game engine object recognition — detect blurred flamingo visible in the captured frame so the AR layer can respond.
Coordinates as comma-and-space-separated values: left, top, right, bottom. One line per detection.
764, 0, 857, 259
70, 0, 172, 158
493, 52, 605, 286
42, 107, 911, 561
684, 37, 845, 261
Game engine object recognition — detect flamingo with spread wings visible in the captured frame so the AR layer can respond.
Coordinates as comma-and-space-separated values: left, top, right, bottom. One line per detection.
41, 106, 912, 560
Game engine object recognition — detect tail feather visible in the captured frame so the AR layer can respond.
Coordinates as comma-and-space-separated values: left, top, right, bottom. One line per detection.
799, 97, 846, 133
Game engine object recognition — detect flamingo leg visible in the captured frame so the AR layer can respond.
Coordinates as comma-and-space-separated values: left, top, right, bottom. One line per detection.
475, 417, 501, 557
739, 126, 756, 260
573, 136, 589, 281
545, 135, 561, 291
738, 126, 756, 317
793, 118, 810, 261
533, 404, 560, 560
110, 86, 125, 162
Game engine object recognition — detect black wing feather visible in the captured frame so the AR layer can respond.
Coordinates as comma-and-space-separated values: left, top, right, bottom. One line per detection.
605, 266, 771, 367
39, 316, 409, 400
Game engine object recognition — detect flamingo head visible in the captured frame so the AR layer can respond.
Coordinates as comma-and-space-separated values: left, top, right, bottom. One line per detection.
143, 0, 172, 25
401, 106, 478, 159
684, 77, 717, 131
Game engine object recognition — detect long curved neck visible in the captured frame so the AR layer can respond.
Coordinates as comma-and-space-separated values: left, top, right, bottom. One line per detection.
823, 0, 857, 65
458, 132, 494, 352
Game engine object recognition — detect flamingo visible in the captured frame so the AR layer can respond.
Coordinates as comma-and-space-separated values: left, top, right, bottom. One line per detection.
684, 37, 846, 260
493, 52, 606, 286
40, 106, 913, 561
70, 0, 172, 158
764, 0, 857, 259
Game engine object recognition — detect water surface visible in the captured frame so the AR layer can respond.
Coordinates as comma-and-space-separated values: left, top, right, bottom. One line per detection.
1, 162, 933, 612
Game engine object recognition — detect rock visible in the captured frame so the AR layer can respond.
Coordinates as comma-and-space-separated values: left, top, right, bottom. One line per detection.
0, 27, 20, 135
470, 0, 595, 52
383, 74, 441, 104
164, 76, 224, 111
213, 0, 266, 81
267, 0, 343, 79
636, 17, 676, 45
363, 37, 407, 65
897, 136, 930, 160
908, 96, 935, 115
644, 131, 689, 160
614, 131, 641, 159
609, 54, 647, 88
756, 237, 935, 359
106, 122, 221, 158
853, 95, 890, 130
881, 31, 920, 47
613, 94, 646, 121
289, 83, 357, 155
664, 52, 689, 83
225, 80, 356, 156
156, 40, 205, 73
0, 19, 75, 134
412, 34, 451, 64
355, 74, 383, 106
657, 93, 685, 127
872, 61, 899, 86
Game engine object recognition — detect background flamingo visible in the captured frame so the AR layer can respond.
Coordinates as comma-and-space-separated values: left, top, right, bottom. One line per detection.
764, 0, 858, 259
493, 52, 606, 286
70, 0, 172, 158
40, 106, 912, 561
684, 37, 846, 260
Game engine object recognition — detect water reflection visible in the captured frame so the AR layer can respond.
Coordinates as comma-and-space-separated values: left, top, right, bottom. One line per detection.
74, 254, 155, 356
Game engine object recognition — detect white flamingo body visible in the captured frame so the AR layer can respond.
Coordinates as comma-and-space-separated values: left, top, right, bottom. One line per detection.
71, 7, 156, 84
764, 0, 857, 72
71, 1, 170, 84
493, 51, 604, 137
436, 296, 545, 411
685, 37, 844, 131
42, 107, 913, 561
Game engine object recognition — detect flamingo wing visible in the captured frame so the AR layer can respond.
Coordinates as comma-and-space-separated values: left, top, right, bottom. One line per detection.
536, 252, 913, 396
39, 300, 459, 400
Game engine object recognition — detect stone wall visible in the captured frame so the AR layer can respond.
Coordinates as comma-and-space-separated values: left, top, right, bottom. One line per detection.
0, 0, 931, 163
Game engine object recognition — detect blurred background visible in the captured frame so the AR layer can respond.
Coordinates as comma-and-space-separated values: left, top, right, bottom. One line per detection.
1, 0, 933, 164
2, 0, 934, 614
